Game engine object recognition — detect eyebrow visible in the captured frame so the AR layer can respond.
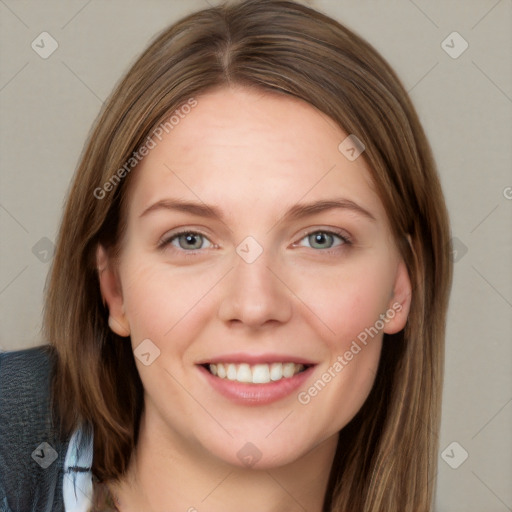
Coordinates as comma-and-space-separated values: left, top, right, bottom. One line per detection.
139, 197, 376, 223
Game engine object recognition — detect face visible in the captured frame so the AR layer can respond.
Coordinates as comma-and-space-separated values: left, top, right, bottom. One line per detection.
98, 86, 411, 470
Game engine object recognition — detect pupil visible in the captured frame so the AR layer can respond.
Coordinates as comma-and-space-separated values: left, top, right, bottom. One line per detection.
311, 232, 331, 248
182, 233, 200, 249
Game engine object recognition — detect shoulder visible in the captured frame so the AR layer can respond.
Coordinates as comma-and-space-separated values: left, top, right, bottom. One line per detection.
0, 344, 54, 379
0, 345, 55, 427
0, 345, 68, 512
0, 344, 54, 417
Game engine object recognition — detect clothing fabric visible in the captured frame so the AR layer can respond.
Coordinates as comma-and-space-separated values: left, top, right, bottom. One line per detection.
0, 345, 89, 512
63, 427, 94, 511
0, 346, 126, 512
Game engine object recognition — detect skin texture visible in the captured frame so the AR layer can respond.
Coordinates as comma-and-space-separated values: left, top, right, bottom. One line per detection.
97, 86, 412, 512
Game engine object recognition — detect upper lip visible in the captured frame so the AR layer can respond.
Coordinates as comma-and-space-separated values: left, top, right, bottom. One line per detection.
196, 353, 317, 366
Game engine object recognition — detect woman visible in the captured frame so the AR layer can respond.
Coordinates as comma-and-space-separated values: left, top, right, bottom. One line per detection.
0, 0, 452, 510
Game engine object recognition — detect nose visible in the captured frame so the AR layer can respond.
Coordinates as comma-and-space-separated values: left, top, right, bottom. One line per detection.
217, 249, 293, 329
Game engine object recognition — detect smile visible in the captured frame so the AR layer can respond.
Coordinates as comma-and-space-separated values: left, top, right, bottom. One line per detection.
197, 357, 315, 405
207, 362, 307, 384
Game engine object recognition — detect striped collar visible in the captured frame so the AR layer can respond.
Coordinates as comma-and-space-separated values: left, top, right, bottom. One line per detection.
63, 425, 94, 511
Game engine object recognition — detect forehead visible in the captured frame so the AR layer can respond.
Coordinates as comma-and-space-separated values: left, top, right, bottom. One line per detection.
124, 86, 386, 224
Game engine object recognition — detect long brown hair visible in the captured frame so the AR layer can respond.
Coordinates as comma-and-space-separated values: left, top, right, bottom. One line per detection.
44, 1, 453, 510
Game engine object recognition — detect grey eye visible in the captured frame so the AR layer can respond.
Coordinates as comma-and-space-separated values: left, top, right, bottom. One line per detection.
170, 232, 212, 250
308, 232, 335, 249
299, 231, 346, 250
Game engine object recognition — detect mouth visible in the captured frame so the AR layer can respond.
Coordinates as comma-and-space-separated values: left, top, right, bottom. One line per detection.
197, 356, 316, 405
202, 361, 310, 384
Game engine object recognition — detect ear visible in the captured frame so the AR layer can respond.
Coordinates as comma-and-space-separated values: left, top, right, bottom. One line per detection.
97, 244, 131, 337
383, 258, 412, 335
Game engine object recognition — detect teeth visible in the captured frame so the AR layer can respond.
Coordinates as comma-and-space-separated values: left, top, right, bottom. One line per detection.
252, 364, 270, 384
216, 364, 226, 379
226, 364, 237, 380
269, 362, 283, 381
237, 363, 252, 383
282, 362, 296, 378
208, 362, 305, 384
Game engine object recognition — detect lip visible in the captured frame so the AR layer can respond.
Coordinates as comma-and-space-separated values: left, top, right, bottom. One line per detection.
197, 363, 316, 405
196, 352, 317, 366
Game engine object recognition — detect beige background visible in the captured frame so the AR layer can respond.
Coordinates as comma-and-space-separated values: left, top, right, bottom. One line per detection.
1, 0, 511, 510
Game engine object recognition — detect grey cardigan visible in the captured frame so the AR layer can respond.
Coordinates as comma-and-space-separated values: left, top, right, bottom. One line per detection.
0, 346, 69, 512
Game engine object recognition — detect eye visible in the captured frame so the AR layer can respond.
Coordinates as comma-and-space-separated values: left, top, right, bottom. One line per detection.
296, 229, 351, 250
159, 230, 214, 251
158, 228, 351, 255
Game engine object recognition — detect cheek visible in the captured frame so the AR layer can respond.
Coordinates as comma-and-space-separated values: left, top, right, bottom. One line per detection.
293, 255, 394, 352
119, 258, 222, 352
290, 257, 394, 431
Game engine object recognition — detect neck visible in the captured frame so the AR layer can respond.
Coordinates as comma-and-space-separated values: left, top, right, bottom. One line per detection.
107, 407, 338, 512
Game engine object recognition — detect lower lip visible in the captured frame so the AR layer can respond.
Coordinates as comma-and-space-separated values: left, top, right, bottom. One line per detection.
198, 365, 315, 405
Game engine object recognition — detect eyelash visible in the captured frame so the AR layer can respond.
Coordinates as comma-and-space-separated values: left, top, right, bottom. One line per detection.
158, 228, 352, 258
